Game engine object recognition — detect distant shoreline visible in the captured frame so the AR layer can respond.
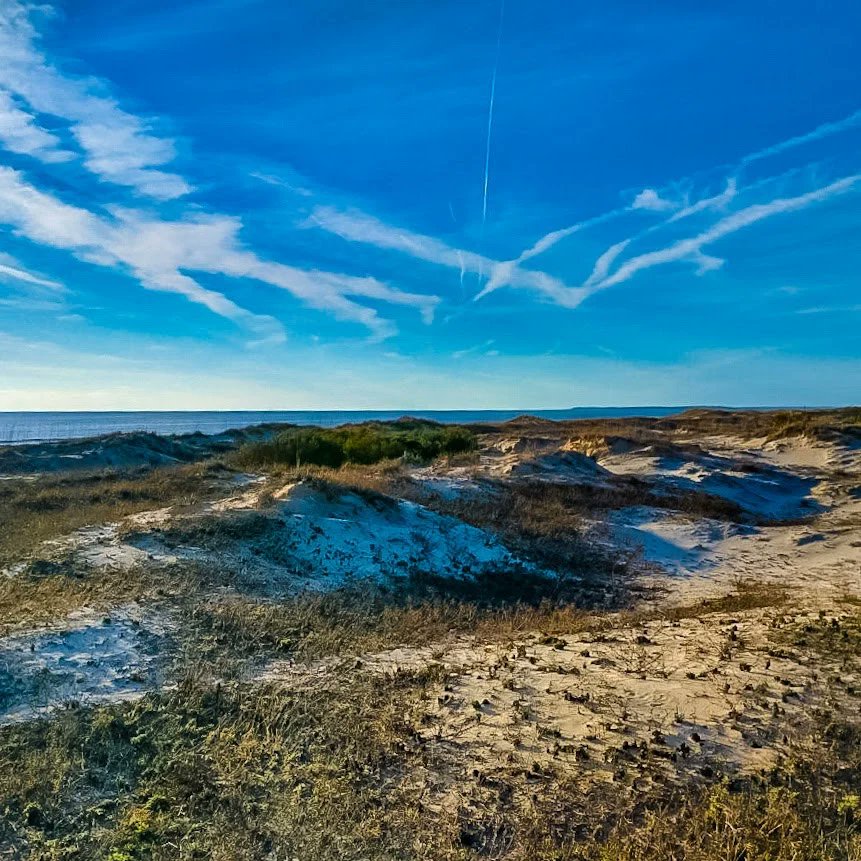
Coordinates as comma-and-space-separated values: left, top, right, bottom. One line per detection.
0, 407, 703, 444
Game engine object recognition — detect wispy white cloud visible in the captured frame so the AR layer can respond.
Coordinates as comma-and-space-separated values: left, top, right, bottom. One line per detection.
589, 175, 860, 295
0, 1, 190, 198
518, 207, 625, 262
740, 107, 861, 168
0, 167, 438, 342
472, 173, 859, 311
0, 0, 441, 345
108, 209, 438, 339
488, 104, 860, 286
0, 250, 62, 289
0, 250, 67, 315
481, 144, 855, 307
507, 179, 735, 277
0, 86, 71, 162
477, 181, 734, 301
795, 304, 861, 315
306, 205, 578, 306
631, 188, 677, 212
305, 156, 857, 315
306, 166, 847, 315
572, 179, 738, 295
250, 170, 313, 197
452, 339, 495, 359
666, 179, 737, 223
476, 206, 630, 300
307, 205, 486, 272
582, 239, 631, 289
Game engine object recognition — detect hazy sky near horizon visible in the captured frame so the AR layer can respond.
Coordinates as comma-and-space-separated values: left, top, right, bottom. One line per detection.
0, 0, 859, 409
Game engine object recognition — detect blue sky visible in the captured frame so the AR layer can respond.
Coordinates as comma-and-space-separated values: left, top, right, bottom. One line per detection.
0, 0, 859, 409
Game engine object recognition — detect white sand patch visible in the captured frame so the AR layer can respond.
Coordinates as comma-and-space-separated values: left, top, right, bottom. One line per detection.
0, 606, 170, 723
1, 561, 27, 579
704, 433, 860, 475
124, 506, 175, 529
755, 437, 834, 470
601, 507, 754, 576
260, 482, 533, 590
587, 451, 861, 603
126, 481, 542, 594
208, 473, 268, 512
410, 467, 494, 500
616, 499, 861, 606
0, 505, 181, 579
65, 523, 180, 570
599, 445, 823, 520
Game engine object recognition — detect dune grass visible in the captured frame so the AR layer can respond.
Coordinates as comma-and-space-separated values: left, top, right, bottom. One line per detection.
1, 668, 857, 861
181, 577, 789, 676
0, 464, 217, 568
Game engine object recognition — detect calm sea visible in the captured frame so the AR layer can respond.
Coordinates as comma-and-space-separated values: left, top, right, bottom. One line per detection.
0, 408, 691, 444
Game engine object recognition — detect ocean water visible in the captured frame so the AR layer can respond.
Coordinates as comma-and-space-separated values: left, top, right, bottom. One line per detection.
0, 407, 690, 444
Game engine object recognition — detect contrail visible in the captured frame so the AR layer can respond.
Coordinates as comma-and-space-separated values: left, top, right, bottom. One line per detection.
481, 0, 505, 226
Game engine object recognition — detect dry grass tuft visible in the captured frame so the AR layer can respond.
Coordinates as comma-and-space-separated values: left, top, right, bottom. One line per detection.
0, 464, 219, 566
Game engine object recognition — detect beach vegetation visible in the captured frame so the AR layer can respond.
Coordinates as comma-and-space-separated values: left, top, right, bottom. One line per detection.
232, 421, 476, 469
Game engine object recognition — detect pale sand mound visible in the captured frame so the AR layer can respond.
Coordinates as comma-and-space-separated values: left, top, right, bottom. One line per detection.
599, 506, 755, 575
487, 436, 563, 455
598, 441, 823, 520
755, 433, 861, 474
599, 494, 861, 607
481, 439, 611, 486
507, 450, 613, 484
267, 482, 530, 588
109, 480, 543, 594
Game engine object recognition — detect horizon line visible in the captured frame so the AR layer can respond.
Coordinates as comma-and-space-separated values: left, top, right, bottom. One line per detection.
0, 404, 854, 415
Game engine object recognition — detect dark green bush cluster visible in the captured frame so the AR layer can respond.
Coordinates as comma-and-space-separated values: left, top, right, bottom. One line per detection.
234, 421, 475, 468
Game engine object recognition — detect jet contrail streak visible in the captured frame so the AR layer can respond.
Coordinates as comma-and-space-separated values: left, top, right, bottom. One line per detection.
482, 0, 505, 226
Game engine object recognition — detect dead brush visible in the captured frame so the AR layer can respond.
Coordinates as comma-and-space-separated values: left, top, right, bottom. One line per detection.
617, 636, 668, 679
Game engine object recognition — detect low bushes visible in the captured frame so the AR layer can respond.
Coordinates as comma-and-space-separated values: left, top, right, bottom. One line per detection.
233, 421, 475, 469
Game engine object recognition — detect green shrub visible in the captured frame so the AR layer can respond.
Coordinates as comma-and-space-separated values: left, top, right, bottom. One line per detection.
234, 422, 475, 469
